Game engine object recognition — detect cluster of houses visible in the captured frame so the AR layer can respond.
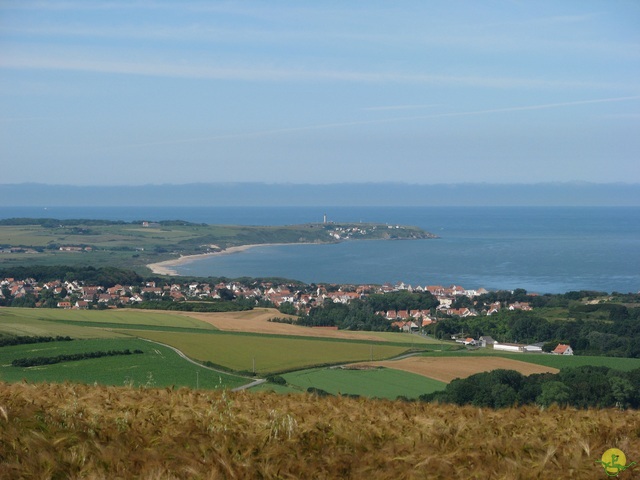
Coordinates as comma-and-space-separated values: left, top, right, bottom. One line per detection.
1, 276, 530, 315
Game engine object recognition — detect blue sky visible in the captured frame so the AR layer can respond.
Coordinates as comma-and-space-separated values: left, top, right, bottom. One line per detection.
1, 1, 639, 185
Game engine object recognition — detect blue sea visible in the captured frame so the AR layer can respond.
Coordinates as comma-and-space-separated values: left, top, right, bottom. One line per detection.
1, 206, 638, 294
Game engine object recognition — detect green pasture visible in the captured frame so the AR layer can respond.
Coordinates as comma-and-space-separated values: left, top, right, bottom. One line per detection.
0, 309, 125, 339
124, 329, 411, 374
0, 225, 65, 247
497, 353, 640, 371
273, 366, 446, 400
0, 250, 171, 271
418, 349, 640, 372
0, 307, 215, 330
0, 337, 249, 389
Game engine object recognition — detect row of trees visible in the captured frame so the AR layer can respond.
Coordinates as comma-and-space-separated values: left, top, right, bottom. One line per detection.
421, 366, 640, 409
0, 265, 143, 287
130, 298, 254, 312
0, 335, 72, 348
11, 349, 143, 368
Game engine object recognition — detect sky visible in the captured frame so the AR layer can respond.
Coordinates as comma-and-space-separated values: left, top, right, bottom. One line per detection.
1, 0, 639, 186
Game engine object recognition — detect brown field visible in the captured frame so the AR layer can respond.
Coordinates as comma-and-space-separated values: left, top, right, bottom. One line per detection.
353, 356, 559, 382
180, 308, 395, 342
1, 381, 638, 479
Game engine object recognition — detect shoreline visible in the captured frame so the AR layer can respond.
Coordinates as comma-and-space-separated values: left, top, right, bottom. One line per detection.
146, 237, 420, 276
146, 244, 262, 276
146, 243, 310, 276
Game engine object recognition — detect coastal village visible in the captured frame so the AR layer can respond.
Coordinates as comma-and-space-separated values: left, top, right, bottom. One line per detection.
0, 276, 572, 355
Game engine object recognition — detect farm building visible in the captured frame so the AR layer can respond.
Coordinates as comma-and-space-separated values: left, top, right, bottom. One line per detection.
552, 343, 574, 355
493, 342, 525, 353
478, 336, 496, 348
524, 344, 543, 353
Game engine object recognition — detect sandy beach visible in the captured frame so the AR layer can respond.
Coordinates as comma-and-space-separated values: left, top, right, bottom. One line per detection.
146, 244, 260, 276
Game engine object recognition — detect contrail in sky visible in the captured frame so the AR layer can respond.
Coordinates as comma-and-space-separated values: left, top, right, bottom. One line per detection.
113, 95, 640, 149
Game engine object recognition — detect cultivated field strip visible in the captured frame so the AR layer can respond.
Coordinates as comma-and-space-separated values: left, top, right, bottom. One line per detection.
354, 356, 560, 383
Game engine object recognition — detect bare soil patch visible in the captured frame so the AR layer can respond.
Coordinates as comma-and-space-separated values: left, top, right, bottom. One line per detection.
352, 356, 559, 383
177, 308, 388, 341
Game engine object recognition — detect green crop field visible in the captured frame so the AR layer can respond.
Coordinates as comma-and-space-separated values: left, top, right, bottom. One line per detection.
418, 349, 640, 371
0, 309, 126, 339
0, 307, 216, 339
0, 307, 215, 330
123, 329, 412, 374
275, 366, 446, 399
0, 337, 249, 389
497, 353, 640, 371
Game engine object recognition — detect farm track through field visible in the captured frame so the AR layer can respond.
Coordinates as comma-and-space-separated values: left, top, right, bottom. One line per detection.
139, 338, 261, 390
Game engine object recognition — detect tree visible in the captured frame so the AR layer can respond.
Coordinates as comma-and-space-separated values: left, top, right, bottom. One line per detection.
217, 288, 236, 301
278, 302, 297, 315
609, 376, 635, 409
536, 381, 571, 408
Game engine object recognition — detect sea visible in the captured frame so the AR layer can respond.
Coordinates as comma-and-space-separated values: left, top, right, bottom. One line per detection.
1, 206, 639, 295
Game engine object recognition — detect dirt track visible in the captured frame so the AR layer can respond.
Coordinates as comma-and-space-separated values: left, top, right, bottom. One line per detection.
351, 356, 559, 383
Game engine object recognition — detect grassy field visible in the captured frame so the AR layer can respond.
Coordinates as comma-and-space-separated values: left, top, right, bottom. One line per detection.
0, 308, 127, 339
416, 349, 640, 371
497, 352, 640, 371
0, 337, 249, 389
4, 307, 639, 396
123, 329, 412, 374
2, 381, 638, 479
0, 307, 217, 330
0, 307, 217, 339
277, 366, 447, 399
0, 307, 421, 388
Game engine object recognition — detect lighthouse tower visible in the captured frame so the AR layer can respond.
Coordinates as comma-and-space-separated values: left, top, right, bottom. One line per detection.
323, 213, 327, 224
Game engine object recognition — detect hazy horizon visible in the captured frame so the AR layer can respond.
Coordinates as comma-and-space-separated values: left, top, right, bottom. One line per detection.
1, 181, 639, 207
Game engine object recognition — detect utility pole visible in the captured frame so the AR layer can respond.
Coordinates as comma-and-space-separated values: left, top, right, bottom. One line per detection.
196, 370, 199, 389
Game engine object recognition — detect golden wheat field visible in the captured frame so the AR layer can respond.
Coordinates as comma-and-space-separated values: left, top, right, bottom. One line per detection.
1, 382, 639, 479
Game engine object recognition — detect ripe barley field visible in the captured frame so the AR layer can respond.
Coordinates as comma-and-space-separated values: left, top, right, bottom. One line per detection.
1, 381, 638, 479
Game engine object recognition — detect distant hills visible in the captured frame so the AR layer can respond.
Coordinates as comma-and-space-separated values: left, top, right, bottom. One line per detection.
1, 182, 639, 206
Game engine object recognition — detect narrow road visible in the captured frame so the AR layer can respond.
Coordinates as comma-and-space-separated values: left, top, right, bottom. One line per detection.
139, 338, 264, 391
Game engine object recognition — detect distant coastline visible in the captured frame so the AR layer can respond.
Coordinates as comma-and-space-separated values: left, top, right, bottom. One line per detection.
147, 245, 260, 276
